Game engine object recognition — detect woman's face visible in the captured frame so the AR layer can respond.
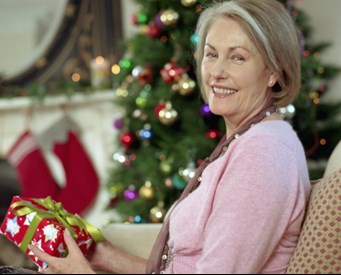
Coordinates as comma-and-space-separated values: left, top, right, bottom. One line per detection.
201, 17, 276, 129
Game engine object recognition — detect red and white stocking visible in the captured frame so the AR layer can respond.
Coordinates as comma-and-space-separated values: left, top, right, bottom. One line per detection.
6, 116, 100, 215
6, 131, 60, 198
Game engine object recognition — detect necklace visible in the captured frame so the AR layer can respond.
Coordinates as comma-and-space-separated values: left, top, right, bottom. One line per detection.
146, 104, 277, 274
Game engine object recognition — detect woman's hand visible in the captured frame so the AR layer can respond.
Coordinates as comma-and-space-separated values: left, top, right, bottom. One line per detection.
29, 229, 95, 274
88, 240, 117, 273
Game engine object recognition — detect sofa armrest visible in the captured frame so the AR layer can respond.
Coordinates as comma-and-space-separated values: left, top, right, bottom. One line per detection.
324, 140, 341, 177
101, 223, 162, 260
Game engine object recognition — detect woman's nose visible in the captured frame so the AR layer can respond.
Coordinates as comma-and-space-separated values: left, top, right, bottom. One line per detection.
210, 59, 228, 79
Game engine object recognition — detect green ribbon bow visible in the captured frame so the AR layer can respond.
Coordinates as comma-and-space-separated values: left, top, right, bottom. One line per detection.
11, 196, 104, 253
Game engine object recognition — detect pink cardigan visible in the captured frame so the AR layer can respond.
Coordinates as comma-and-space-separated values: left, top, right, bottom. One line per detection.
165, 121, 311, 274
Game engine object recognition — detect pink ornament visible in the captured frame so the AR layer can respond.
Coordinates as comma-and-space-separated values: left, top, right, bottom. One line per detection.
123, 188, 138, 201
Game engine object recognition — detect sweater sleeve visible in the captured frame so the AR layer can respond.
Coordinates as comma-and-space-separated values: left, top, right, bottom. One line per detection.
196, 135, 305, 274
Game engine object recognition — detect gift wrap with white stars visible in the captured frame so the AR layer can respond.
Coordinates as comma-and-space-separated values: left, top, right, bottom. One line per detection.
0, 196, 104, 269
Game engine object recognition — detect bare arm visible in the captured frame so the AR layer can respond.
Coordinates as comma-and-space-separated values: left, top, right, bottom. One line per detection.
90, 241, 147, 274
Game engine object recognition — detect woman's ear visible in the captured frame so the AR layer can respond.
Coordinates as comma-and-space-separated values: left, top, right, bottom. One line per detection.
268, 73, 278, 88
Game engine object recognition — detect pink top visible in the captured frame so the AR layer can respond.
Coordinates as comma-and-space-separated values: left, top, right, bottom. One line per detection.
165, 121, 311, 274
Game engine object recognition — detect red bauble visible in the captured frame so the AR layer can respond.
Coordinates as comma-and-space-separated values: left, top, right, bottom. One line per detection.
160, 62, 184, 83
137, 65, 154, 85
147, 24, 162, 38
154, 103, 166, 117
205, 129, 222, 139
119, 132, 135, 148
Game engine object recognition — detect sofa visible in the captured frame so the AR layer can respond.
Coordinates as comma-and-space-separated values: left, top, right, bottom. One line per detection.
102, 140, 341, 274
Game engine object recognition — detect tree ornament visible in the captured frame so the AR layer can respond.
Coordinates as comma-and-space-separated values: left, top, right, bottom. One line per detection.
205, 129, 222, 139
172, 174, 187, 190
132, 65, 143, 78
200, 104, 212, 117
139, 180, 155, 200
178, 75, 196, 96
154, 102, 166, 117
112, 151, 132, 166
119, 132, 135, 149
160, 62, 184, 83
139, 124, 153, 140
179, 161, 196, 182
139, 25, 149, 35
136, 96, 147, 108
278, 104, 296, 120
109, 183, 124, 198
155, 9, 179, 29
158, 102, 179, 126
181, 0, 197, 7
149, 202, 166, 223
118, 59, 133, 70
115, 84, 129, 98
160, 159, 172, 174
133, 215, 144, 223
165, 177, 173, 188
190, 34, 199, 45
137, 13, 149, 25
123, 186, 138, 202
147, 23, 162, 38
113, 117, 123, 129
137, 65, 154, 85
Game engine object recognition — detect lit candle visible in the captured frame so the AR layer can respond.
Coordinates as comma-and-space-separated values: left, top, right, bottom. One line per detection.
90, 56, 111, 90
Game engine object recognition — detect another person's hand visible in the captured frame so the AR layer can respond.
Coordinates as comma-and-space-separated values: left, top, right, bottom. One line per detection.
29, 229, 95, 274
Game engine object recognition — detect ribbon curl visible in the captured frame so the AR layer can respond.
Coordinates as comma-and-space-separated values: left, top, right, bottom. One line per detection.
11, 196, 104, 253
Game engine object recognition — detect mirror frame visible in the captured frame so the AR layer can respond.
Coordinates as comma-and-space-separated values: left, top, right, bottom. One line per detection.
1, 0, 122, 88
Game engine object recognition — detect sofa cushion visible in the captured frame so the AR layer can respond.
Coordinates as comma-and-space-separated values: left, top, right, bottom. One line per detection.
286, 168, 341, 274
102, 223, 162, 260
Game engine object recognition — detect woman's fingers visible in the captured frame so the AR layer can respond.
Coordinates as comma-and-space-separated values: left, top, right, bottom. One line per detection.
28, 244, 55, 266
63, 229, 83, 257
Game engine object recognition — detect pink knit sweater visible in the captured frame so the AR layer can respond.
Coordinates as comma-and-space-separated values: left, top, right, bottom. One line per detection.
164, 121, 311, 274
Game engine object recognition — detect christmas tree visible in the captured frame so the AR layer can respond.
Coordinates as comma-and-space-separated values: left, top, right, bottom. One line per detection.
107, 0, 341, 223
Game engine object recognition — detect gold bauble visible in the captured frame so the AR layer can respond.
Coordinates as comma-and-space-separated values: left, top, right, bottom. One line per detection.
149, 202, 166, 223
178, 77, 196, 96
139, 181, 155, 200
158, 103, 178, 126
181, 0, 197, 7
160, 9, 179, 27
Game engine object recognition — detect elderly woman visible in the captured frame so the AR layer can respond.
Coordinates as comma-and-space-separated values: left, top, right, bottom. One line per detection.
29, 0, 310, 273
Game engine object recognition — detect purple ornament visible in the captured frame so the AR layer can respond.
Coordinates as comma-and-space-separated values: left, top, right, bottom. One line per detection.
123, 188, 138, 201
113, 118, 123, 130
155, 12, 164, 30
200, 104, 211, 117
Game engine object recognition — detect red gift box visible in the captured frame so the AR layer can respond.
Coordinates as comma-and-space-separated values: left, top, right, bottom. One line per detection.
0, 196, 104, 269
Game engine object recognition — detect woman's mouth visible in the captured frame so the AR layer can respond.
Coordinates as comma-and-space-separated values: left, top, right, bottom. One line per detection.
212, 87, 238, 98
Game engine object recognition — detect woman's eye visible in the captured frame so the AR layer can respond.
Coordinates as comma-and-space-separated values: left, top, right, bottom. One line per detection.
231, 55, 245, 62
204, 52, 217, 58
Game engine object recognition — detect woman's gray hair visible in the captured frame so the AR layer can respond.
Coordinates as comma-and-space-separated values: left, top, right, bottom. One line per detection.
195, 0, 301, 107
